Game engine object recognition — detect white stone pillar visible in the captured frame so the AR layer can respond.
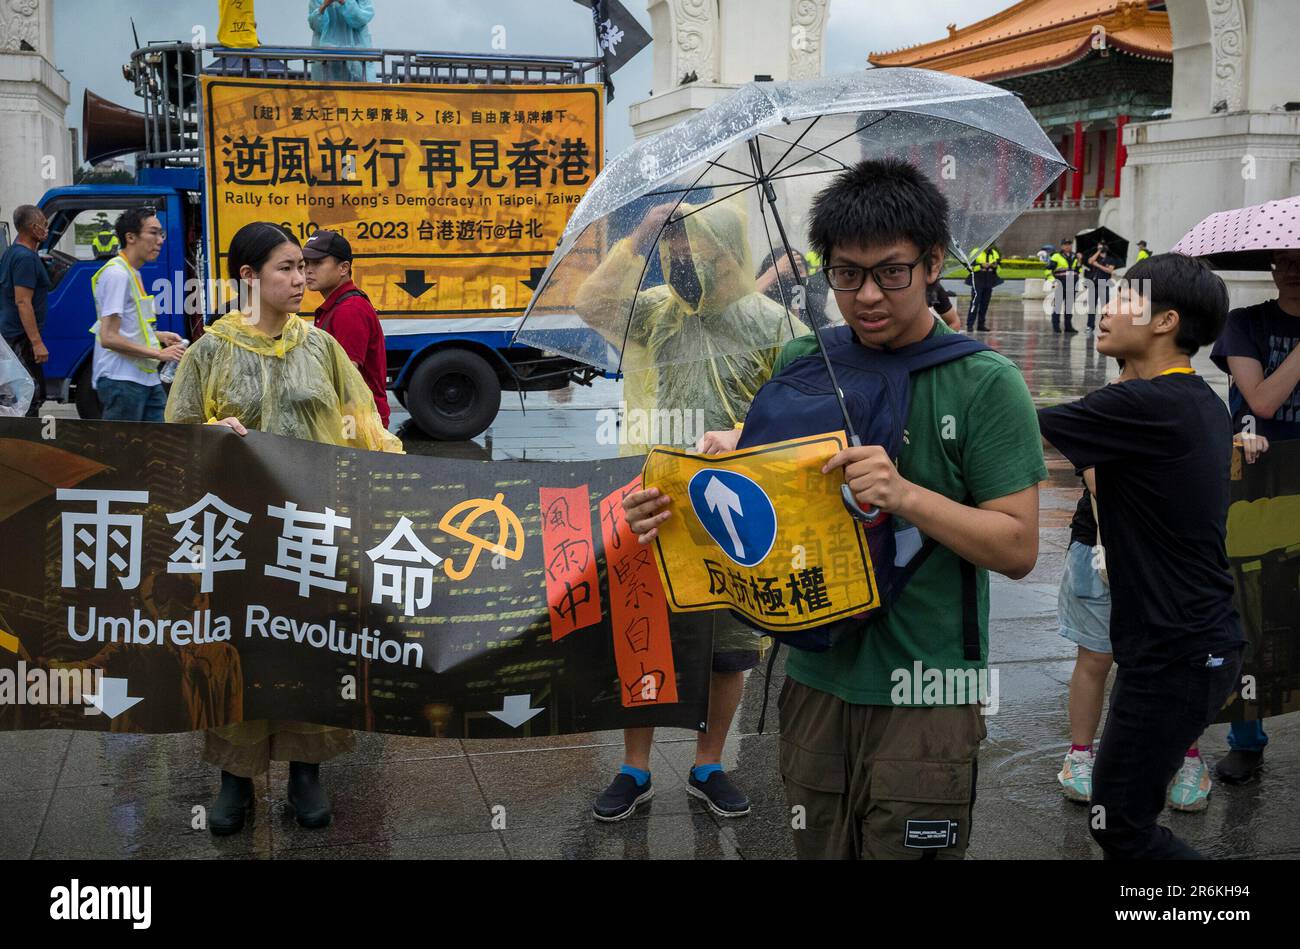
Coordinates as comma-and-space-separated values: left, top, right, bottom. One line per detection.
629, 0, 829, 140
0, 0, 72, 231
1117, 0, 1300, 307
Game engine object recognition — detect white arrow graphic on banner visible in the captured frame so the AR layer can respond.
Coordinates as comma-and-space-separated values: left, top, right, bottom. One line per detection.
488, 694, 544, 729
84, 677, 143, 719
704, 475, 745, 559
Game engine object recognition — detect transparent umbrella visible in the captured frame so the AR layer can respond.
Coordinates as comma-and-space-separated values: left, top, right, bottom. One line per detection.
515, 69, 1064, 510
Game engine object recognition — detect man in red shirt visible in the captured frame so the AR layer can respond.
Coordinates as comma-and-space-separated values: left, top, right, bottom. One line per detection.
303, 229, 391, 427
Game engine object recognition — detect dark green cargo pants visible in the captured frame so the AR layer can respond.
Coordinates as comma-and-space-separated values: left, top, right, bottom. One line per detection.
778, 678, 985, 860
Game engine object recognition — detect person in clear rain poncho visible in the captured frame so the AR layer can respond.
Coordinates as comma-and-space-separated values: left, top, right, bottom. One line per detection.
576, 198, 803, 821
576, 198, 802, 455
166, 221, 400, 837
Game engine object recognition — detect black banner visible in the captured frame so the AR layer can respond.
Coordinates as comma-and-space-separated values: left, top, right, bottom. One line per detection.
1219, 437, 1300, 722
0, 419, 711, 737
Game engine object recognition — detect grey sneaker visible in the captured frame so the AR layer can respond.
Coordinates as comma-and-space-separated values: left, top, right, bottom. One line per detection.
687, 769, 751, 818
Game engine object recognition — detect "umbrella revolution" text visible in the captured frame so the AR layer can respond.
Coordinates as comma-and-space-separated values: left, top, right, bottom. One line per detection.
65, 606, 424, 668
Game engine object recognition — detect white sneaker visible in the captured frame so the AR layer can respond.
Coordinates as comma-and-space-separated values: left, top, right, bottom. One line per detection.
1168, 755, 1212, 812
1058, 748, 1094, 803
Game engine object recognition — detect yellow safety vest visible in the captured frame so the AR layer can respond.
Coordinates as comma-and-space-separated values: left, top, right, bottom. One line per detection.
973, 249, 1000, 271
91, 232, 119, 255
1046, 252, 1080, 284
804, 249, 822, 275
1137, 248, 1151, 261
90, 254, 160, 374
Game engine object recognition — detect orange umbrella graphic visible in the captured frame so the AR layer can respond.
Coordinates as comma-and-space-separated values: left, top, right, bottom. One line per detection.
438, 492, 525, 580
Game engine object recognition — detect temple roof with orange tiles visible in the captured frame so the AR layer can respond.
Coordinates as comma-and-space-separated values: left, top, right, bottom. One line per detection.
868, 0, 1171, 84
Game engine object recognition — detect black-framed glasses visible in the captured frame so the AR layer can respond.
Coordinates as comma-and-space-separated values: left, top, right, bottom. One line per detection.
823, 253, 928, 292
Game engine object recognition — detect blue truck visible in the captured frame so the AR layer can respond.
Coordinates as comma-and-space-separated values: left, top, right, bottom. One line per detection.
36, 43, 605, 438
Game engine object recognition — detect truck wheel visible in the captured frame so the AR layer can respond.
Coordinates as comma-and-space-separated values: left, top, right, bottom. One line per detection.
74, 362, 102, 420
406, 348, 501, 440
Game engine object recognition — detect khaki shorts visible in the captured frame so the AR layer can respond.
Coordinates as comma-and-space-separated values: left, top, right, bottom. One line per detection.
778, 678, 985, 860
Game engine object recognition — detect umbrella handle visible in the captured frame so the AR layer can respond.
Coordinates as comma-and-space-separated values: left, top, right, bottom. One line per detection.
840, 483, 880, 524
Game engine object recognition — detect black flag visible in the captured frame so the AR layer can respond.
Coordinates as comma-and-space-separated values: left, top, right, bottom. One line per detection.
572, 0, 652, 102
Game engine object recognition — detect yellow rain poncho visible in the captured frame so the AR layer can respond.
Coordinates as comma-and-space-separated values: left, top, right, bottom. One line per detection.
164, 310, 399, 776
165, 311, 401, 454
575, 200, 803, 455
576, 200, 796, 656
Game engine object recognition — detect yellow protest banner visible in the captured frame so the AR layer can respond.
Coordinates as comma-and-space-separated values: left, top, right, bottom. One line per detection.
201, 77, 602, 320
216, 0, 259, 48
641, 432, 880, 632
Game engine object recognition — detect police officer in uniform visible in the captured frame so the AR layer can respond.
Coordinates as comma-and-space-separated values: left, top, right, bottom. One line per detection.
1047, 237, 1083, 334
966, 244, 1001, 332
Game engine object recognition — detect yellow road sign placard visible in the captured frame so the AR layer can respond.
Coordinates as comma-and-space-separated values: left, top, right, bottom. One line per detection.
202, 76, 602, 319
642, 432, 881, 631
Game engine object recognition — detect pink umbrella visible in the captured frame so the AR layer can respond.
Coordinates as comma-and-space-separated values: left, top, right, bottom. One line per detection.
1171, 195, 1300, 270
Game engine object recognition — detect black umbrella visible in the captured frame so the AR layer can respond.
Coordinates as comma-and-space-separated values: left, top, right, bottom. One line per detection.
1075, 226, 1128, 265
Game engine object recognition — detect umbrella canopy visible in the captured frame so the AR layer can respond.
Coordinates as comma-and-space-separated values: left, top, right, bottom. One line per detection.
0, 337, 34, 417
1075, 225, 1128, 264
514, 68, 1067, 373
1171, 195, 1300, 271
0, 437, 109, 523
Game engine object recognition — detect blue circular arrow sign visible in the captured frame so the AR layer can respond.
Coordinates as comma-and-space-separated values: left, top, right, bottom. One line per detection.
686, 468, 778, 568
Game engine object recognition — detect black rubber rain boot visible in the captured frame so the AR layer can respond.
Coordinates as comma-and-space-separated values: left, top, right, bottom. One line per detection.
1214, 749, 1264, 785
209, 771, 254, 836
287, 761, 333, 829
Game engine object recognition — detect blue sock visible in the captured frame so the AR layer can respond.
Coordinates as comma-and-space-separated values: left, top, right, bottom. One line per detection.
691, 763, 722, 783
619, 764, 650, 787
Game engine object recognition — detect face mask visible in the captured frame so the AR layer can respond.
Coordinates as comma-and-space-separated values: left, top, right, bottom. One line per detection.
668, 255, 703, 308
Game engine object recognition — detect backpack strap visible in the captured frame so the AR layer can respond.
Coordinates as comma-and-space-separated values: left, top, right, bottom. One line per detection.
810, 326, 990, 376
318, 288, 368, 334
755, 642, 781, 735
888, 333, 991, 373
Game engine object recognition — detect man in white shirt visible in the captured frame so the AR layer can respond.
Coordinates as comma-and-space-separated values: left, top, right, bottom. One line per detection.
91, 207, 184, 421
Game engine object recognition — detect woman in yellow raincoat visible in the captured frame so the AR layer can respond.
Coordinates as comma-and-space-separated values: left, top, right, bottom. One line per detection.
166, 221, 401, 835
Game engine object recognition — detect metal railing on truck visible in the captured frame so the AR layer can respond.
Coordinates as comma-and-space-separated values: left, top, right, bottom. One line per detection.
125, 43, 604, 169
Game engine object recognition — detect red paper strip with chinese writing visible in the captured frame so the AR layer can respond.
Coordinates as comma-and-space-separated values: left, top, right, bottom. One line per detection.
539, 485, 603, 640
598, 476, 678, 707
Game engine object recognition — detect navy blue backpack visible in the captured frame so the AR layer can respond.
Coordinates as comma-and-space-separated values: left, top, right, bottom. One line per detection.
736, 324, 989, 656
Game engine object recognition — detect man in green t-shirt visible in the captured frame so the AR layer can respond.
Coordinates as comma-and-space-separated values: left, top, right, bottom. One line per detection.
623, 159, 1046, 859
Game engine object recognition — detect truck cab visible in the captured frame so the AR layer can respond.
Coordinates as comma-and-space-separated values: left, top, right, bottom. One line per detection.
37, 173, 202, 417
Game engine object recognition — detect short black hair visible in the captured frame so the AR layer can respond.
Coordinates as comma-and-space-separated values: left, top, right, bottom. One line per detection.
1123, 252, 1228, 356
13, 205, 42, 233
227, 221, 300, 280
115, 206, 157, 246
808, 158, 950, 262
756, 247, 804, 276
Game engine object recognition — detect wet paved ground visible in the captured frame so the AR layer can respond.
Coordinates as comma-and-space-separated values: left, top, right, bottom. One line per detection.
5, 298, 1296, 860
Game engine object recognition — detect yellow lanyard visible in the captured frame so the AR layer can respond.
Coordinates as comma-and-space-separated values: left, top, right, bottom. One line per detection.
1156, 367, 1196, 377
